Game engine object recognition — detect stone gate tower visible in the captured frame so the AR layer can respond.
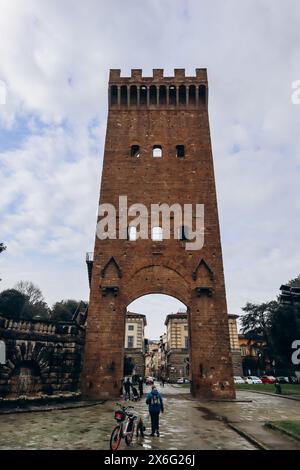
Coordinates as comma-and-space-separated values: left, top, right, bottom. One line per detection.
81, 68, 235, 399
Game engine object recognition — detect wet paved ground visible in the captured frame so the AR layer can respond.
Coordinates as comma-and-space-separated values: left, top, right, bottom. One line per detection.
0, 384, 300, 450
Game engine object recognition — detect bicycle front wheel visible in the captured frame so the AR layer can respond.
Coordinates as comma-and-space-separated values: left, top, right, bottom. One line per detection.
110, 425, 122, 451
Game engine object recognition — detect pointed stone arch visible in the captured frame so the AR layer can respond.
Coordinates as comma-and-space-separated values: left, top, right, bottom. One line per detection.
101, 256, 122, 279
192, 258, 214, 282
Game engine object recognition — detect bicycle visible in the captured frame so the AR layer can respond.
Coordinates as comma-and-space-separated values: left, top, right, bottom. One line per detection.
109, 403, 144, 451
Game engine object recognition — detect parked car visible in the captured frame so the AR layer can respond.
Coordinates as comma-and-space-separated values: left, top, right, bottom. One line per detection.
233, 376, 245, 384
244, 376, 262, 384
146, 376, 154, 385
261, 375, 276, 384
276, 376, 289, 384
177, 377, 190, 384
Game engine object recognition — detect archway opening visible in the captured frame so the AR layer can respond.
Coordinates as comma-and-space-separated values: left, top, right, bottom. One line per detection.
124, 293, 190, 391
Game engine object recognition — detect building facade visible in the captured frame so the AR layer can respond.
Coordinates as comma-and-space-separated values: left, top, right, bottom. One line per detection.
124, 311, 146, 376
160, 312, 242, 381
145, 341, 160, 378
228, 314, 243, 375
164, 313, 190, 381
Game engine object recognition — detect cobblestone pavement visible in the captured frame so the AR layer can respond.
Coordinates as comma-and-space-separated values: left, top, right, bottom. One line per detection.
0, 384, 299, 450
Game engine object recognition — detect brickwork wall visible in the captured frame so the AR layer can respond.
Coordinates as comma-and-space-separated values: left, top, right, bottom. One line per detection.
82, 68, 235, 399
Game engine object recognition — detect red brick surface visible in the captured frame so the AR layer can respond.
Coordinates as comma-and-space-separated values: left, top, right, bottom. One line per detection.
81, 69, 235, 399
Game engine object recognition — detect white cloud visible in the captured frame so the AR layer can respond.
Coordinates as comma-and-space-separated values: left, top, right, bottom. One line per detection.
0, 0, 300, 335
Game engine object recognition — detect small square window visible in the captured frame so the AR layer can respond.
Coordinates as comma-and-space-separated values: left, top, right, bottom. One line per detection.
153, 145, 162, 158
128, 325, 134, 331
131, 145, 140, 158
176, 145, 185, 158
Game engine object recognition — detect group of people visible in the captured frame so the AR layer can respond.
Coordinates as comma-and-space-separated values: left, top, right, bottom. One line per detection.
122, 376, 144, 400
122, 377, 164, 437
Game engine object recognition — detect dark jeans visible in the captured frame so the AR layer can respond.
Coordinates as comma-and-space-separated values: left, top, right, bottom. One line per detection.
150, 411, 160, 434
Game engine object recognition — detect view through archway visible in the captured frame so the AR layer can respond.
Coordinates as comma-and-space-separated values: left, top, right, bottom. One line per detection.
124, 294, 190, 390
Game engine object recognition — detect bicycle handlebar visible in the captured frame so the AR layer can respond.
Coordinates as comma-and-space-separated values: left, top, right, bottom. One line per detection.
115, 402, 134, 410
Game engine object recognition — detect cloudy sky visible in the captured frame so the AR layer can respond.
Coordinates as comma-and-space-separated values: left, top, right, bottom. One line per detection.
0, 0, 300, 339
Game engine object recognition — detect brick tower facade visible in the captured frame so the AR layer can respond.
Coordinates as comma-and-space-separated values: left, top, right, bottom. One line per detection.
81, 68, 235, 399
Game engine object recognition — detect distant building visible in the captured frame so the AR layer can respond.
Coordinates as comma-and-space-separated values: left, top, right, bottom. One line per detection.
145, 341, 160, 377
238, 333, 270, 376
228, 314, 243, 375
164, 312, 189, 381
124, 311, 147, 376
161, 312, 242, 381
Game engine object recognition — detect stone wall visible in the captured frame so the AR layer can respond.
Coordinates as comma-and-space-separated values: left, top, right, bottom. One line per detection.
0, 316, 85, 401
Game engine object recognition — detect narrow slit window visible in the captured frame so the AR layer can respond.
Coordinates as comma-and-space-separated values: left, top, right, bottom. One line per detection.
152, 226, 163, 241
176, 145, 185, 158
140, 85, 147, 106
120, 85, 127, 106
189, 85, 196, 105
153, 145, 162, 158
179, 85, 186, 105
169, 86, 176, 105
159, 85, 167, 105
199, 84, 206, 105
111, 85, 118, 106
149, 85, 157, 105
131, 145, 140, 158
130, 85, 137, 106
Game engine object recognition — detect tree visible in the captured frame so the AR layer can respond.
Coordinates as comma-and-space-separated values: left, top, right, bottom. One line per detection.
0, 289, 27, 319
241, 301, 278, 371
241, 274, 300, 374
241, 301, 278, 339
14, 280, 50, 320
51, 299, 82, 322
14, 281, 44, 305
287, 275, 300, 288
270, 301, 300, 373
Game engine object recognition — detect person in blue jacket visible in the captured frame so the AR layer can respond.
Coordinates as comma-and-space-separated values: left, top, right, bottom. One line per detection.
146, 385, 164, 436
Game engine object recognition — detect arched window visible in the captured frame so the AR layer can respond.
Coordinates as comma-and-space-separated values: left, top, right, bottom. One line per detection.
159, 85, 167, 105
130, 85, 137, 106
199, 84, 206, 105
153, 145, 162, 158
128, 226, 137, 241
149, 85, 157, 106
131, 145, 140, 158
169, 86, 176, 105
140, 85, 147, 106
176, 145, 185, 158
189, 85, 196, 105
152, 226, 163, 241
120, 85, 128, 106
179, 85, 186, 105
111, 85, 118, 106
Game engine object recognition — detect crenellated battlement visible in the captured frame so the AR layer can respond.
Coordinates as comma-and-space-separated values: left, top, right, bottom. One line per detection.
108, 68, 208, 108
109, 68, 207, 82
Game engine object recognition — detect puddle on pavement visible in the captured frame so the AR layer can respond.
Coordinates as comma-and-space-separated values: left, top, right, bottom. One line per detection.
197, 406, 228, 423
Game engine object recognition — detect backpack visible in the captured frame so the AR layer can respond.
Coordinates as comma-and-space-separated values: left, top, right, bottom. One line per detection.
150, 393, 160, 406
